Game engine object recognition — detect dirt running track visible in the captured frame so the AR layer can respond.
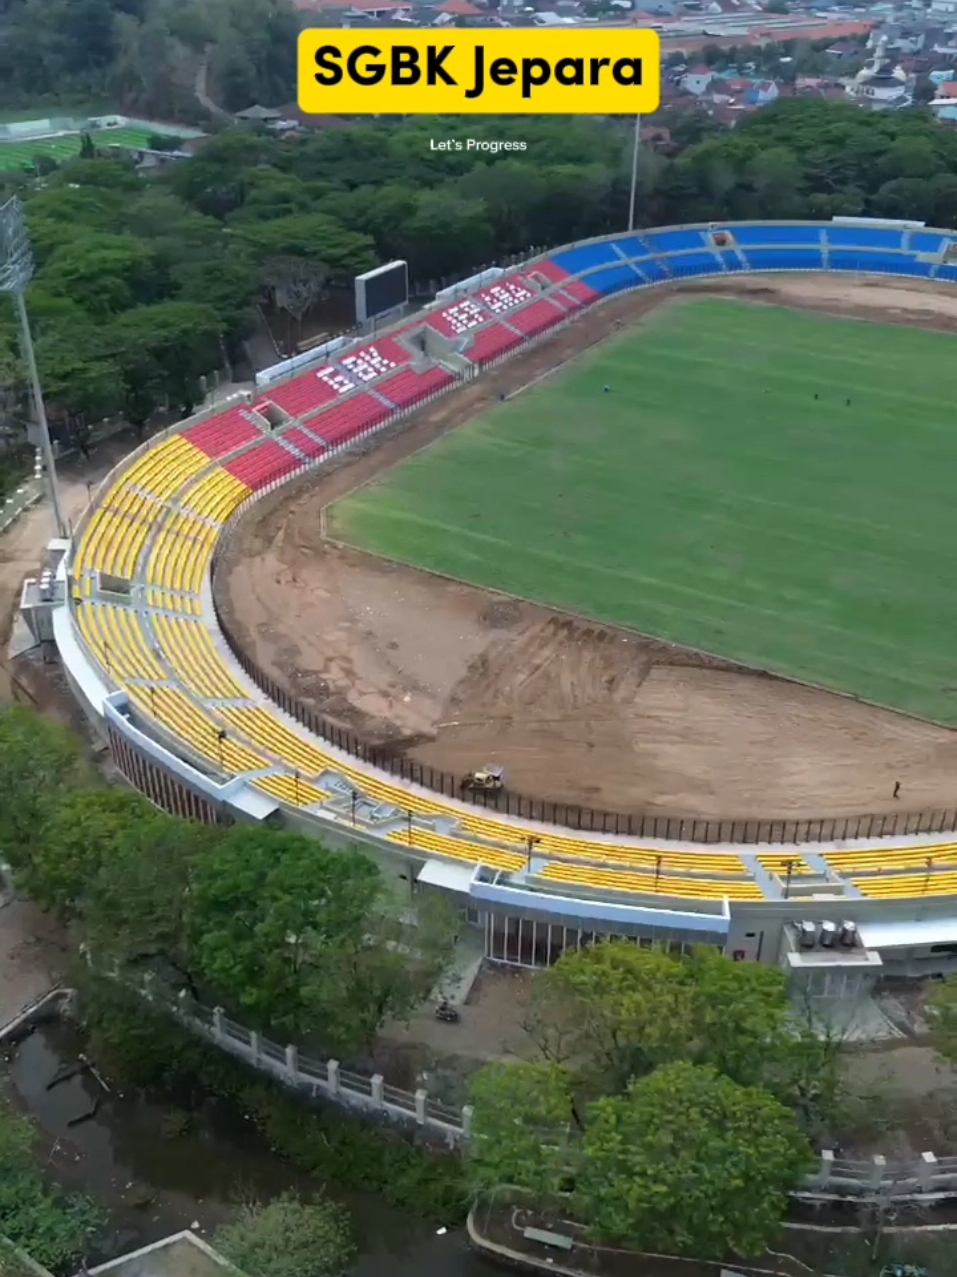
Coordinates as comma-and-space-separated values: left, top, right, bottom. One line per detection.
217, 275, 957, 822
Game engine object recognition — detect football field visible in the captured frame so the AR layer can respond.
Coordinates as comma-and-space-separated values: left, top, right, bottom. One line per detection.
0, 125, 181, 171
329, 297, 957, 724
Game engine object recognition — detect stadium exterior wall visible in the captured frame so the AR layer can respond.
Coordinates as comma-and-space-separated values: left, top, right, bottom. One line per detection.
50, 219, 957, 962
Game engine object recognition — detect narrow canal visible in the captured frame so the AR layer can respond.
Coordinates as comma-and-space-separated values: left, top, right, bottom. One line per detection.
7, 1022, 497, 1277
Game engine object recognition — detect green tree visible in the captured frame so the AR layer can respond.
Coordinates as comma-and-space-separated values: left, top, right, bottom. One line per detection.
189, 828, 382, 1041
0, 1099, 104, 1270
0, 706, 88, 878
576, 1062, 812, 1258
80, 812, 212, 996
528, 940, 696, 1094
109, 300, 223, 413
214, 1192, 355, 1277
40, 233, 160, 318
235, 213, 377, 284
21, 787, 164, 915
927, 977, 957, 1064
467, 1062, 578, 1201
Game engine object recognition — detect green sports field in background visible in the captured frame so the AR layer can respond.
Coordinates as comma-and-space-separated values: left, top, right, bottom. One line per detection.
329, 297, 957, 725
0, 125, 183, 171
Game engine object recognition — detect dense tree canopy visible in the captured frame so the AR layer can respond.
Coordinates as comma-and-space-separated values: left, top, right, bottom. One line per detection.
468, 939, 837, 1260
0, 705, 455, 1057
0, 0, 299, 119
577, 1063, 813, 1258
213, 1192, 355, 1277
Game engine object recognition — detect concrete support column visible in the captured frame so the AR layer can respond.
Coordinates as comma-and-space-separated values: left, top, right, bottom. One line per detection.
920, 1151, 937, 1192
285, 1044, 299, 1078
371, 1075, 385, 1108
327, 1059, 340, 1095
870, 1154, 887, 1191
415, 1089, 427, 1124
461, 1105, 474, 1138
212, 1007, 225, 1042
818, 1149, 834, 1187
249, 1031, 261, 1064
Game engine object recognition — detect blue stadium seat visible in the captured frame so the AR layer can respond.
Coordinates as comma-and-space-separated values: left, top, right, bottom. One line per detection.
827, 225, 904, 250
585, 264, 645, 295
732, 225, 823, 247
550, 243, 621, 276
741, 248, 824, 271
667, 252, 722, 278
717, 252, 744, 271
937, 264, 957, 282
886, 257, 933, 277
829, 250, 915, 273
908, 230, 947, 254
609, 235, 651, 260
645, 229, 706, 253
637, 259, 670, 283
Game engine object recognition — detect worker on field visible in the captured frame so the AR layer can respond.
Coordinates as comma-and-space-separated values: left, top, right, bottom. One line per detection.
604, 384, 611, 393
893, 780, 901, 800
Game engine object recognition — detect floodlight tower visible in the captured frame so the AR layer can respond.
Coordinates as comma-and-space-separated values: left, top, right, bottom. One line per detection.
627, 114, 642, 233
0, 196, 67, 537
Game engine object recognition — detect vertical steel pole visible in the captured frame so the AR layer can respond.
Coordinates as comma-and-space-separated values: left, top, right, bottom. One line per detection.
628, 114, 642, 233
14, 289, 66, 537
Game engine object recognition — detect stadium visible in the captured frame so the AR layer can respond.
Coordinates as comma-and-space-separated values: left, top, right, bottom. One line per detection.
30, 218, 957, 995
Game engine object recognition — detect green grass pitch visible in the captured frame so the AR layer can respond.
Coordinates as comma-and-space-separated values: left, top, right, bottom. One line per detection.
0, 126, 173, 171
329, 297, 957, 724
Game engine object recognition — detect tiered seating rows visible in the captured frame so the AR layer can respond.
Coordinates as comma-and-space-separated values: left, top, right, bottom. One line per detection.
467, 322, 524, 365
477, 277, 534, 313
825, 843, 957, 873
378, 365, 455, 409
182, 469, 251, 523
265, 365, 358, 417
125, 435, 208, 501
305, 393, 390, 447
540, 861, 764, 902
430, 297, 489, 337
855, 870, 957, 899
224, 440, 304, 491
282, 426, 327, 459
340, 339, 407, 383
146, 512, 216, 596
506, 298, 567, 336
152, 613, 246, 701
184, 408, 262, 460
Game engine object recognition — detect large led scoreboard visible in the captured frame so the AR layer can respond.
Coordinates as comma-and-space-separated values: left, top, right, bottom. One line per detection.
355, 259, 409, 326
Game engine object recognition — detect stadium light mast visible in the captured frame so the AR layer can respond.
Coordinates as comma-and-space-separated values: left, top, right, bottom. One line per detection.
627, 115, 642, 233
0, 196, 67, 538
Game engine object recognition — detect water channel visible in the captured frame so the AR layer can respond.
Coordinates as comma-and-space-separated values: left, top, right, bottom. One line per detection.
6, 1021, 497, 1277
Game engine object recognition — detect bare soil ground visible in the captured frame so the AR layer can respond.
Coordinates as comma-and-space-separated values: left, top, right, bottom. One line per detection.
218, 275, 957, 823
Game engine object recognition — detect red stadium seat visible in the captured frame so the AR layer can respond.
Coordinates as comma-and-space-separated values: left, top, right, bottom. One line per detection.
466, 323, 525, 366
183, 407, 263, 459
506, 299, 567, 337
306, 393, 391, 448
265, 365, 358, 417
224, 440, 304, 490
376, 366, 455, 409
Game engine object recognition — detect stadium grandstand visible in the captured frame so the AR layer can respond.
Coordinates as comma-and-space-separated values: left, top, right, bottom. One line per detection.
30, 218, 957, 991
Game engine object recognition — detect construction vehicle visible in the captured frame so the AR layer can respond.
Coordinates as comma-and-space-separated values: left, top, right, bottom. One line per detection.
460, 765, 504, 794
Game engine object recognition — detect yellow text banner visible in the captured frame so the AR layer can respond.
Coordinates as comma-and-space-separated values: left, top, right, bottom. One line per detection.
297, 28, 660, 115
